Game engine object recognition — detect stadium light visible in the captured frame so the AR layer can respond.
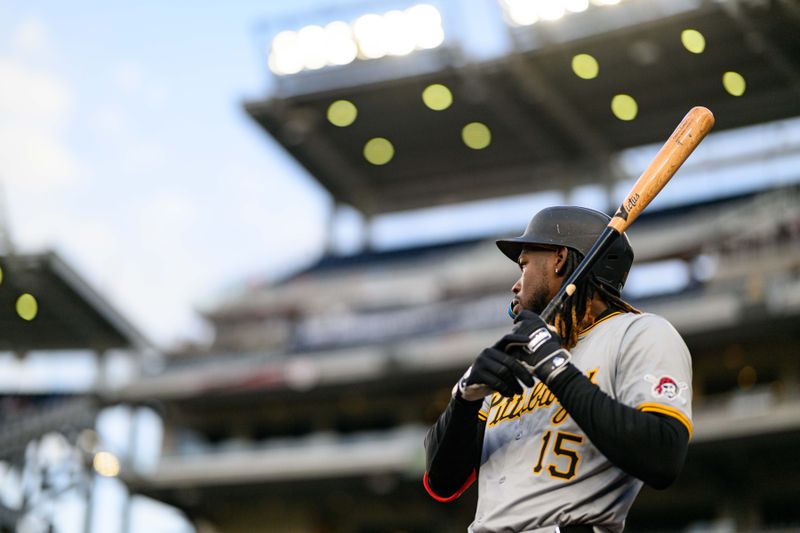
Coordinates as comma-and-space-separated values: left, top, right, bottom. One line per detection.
325, 21, 358, 65
462, 122, 492, 150
297, 25, 328, 70
611, 94, 638, 121
327, 100, 358, 127
571, 53, 599, 79
681, 29, 706, 54
268, 4, 446, 76
723, 72, 746, 96
353, 13, 388, 59
93, 451, 121, 477
268, 31, 304, 75
501, 0, 623, 27
16, 293, 38, 321
364, 137, 395, 165
422, 83, 453, 110
406, 4, 445, 49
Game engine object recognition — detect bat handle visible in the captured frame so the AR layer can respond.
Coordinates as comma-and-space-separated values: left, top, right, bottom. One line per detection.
540, 227, 620, 324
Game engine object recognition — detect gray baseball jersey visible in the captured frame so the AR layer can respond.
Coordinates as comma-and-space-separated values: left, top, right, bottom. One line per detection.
471, 312, 693, 533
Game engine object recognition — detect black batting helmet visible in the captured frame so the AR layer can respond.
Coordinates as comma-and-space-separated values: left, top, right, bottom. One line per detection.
496, 206, 634, 296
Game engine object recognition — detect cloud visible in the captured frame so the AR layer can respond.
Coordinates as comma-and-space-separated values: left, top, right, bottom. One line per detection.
226, 169, 328, 265
112, 62, 144, 93
10, 17, 49, 56
0, 56, 81, 190
110, 61, 170, 105
103, 192, 215, 346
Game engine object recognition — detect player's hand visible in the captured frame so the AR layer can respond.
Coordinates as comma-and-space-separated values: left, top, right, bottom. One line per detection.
456, 344, 535, 400
496, 310, 571, 383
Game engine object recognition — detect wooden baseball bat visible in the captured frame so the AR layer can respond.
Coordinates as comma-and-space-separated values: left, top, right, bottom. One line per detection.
539, 106, 715, 323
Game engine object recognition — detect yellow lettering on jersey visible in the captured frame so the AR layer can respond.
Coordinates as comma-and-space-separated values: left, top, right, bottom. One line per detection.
487, 368, 601, 428
551, 406, 569, 425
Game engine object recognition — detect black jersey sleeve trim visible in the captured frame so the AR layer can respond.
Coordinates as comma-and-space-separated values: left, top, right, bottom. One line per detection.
547, 365, 689, 489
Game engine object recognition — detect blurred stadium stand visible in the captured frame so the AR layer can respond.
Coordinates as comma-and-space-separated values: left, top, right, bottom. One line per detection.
118, 184, 800, 532
0, 252, 156, 532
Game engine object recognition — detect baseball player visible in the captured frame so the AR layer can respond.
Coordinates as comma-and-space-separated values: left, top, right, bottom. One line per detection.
424, 206, 692, 532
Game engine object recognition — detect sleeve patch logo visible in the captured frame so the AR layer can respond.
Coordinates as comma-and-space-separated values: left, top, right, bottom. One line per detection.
645, 374, 688, 404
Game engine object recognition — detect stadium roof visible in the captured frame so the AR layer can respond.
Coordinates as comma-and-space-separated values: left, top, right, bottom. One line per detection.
0, 251, 152, 352
245, 0, 800, 216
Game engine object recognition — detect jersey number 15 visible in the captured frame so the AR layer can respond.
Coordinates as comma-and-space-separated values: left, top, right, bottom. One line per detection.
532, 430, 584, 480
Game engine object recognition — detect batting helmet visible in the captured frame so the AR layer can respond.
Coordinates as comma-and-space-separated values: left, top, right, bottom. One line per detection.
496, 206, 634, 296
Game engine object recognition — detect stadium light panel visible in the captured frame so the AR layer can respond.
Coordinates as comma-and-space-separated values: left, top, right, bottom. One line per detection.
353, 13, 389, 59
297, 25, 328, 70
565, 0, 590, 13
268, 31, 304, 75
504, 0, 539, 26
406, 4, 445, 49
384, 10, 417, 56
501, 0, 622, 27
539, 1, 567, 21
324, 21, 358, 65
268, 4, 446, 76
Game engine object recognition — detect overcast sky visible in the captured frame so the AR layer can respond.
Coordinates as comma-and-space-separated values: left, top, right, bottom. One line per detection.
0, 0, 340, 348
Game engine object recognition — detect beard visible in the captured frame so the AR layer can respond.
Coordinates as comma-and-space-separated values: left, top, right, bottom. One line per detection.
521, 283, 551, 315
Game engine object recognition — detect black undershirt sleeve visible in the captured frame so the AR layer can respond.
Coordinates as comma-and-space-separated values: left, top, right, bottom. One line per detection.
424, 361, 689, 495
424, 394, 485, 496
547, 364, 689, 489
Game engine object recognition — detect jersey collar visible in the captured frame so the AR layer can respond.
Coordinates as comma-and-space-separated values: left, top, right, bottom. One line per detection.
578, 310, 624, 337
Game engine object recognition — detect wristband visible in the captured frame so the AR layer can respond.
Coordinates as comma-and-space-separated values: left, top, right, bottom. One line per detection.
531, 349, 572, 384
452, 366, 473, 398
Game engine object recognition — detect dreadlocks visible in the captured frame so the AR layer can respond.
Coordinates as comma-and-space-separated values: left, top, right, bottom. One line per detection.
552, 248, 640, 350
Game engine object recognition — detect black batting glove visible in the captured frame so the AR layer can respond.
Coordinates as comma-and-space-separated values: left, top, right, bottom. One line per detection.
461, 344, 536, 398
495, 310, 572, 385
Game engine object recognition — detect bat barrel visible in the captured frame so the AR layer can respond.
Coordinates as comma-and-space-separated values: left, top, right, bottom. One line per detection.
609, 106, 714, 234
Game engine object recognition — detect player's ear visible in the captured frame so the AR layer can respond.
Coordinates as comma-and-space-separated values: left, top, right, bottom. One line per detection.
554, 246, 569, 276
